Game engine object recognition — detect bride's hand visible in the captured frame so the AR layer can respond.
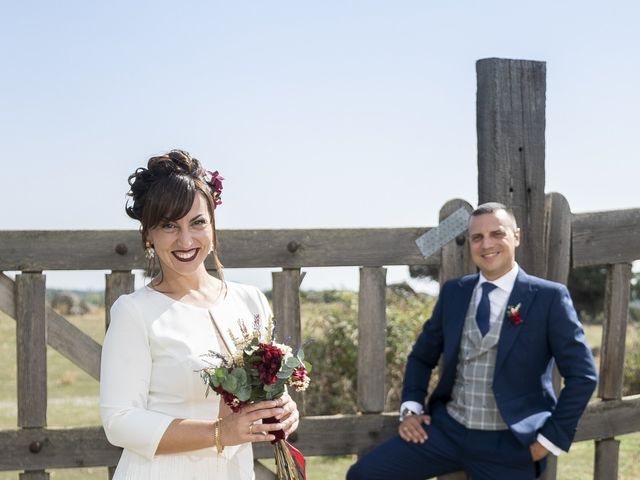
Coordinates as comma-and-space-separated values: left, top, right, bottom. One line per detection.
274, 394, 300, 438
219, 400, 285, 446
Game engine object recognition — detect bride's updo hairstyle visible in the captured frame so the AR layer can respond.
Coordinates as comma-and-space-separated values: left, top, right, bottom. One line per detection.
126, 149, 224, 275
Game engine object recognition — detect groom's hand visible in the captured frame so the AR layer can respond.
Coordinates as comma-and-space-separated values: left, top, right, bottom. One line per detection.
398, 415, 431, 444
529, 441, 550, 462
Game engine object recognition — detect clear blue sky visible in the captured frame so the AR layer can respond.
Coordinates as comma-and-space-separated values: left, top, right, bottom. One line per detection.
2, 1, 638, 291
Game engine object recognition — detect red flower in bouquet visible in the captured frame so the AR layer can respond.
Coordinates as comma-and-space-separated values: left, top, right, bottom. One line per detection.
507, 303, 523, 326
256, 343, 284, 385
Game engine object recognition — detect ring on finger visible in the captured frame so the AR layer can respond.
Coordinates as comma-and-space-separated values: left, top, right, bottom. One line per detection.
249, 424, 254, 435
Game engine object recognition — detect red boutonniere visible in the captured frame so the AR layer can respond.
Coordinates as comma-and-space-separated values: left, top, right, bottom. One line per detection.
507, 303, 523, 325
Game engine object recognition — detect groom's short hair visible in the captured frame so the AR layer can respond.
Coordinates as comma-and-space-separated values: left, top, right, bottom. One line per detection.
470, 202, 518, 230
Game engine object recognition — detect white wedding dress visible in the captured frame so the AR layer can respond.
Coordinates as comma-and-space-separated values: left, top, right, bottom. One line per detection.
100, 282, 273, 480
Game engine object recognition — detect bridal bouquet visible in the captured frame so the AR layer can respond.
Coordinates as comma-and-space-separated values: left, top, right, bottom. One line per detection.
200, 314, 311, 480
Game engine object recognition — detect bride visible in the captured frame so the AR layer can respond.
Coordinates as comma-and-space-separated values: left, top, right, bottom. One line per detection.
100, 149, 299, 479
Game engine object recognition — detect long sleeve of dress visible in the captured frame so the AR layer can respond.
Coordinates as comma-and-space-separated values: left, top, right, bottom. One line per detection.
100, 295, 175, 460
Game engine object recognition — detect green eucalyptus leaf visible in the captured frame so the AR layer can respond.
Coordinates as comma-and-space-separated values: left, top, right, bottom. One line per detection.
237, 386, 252, 401
285, 356, 300, 368
231, 368, 248, 384
303, 361, 313, 373
222, 375, 238, 392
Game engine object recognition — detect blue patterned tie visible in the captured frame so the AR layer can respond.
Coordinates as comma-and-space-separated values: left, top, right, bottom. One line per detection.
476, 282, 497, 337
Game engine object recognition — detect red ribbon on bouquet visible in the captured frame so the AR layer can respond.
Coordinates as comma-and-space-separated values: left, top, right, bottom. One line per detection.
263, 416, 306, 480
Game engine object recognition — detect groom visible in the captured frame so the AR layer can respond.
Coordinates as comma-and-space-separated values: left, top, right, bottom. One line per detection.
347, 203, 597, 480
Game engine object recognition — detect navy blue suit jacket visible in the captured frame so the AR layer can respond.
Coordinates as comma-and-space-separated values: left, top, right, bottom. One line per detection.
401, 268, 597, 451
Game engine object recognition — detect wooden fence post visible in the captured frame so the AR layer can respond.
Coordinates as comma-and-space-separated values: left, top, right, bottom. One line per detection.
356, 267, 386, 457
267, 268, 303, 480
357, 267, 387, 413
437, 200, 475, 480
476, 57, 547, 278
272, 268, 303, 411
16, 272, 49, 480
105, 271, 135, 329
105, 271, 134, 479
543, 193, 572, 283
539, 192, 572, 480
594, 263, 631, 480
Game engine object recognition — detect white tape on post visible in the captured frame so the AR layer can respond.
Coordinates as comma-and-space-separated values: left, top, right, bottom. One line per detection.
415, 207, 470, 259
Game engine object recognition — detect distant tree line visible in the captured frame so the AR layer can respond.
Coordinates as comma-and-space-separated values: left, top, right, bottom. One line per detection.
47, 289, 104, 315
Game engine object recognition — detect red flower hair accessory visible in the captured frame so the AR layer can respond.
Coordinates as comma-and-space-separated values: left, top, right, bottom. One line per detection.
507, 303, 523, 325
206, 170, 224, 206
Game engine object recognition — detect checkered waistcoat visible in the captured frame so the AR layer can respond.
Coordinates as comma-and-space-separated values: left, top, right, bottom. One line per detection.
446, 288, 509, 430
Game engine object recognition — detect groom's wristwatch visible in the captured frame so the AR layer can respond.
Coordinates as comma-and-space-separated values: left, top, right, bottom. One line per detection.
399, 407, 419, 423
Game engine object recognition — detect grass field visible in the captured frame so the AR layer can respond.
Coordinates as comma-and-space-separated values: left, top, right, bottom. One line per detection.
0, 305, 639, 479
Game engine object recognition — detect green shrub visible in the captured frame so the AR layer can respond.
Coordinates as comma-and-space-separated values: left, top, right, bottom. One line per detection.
623, 340, 640, 396
301, 284, 435, 415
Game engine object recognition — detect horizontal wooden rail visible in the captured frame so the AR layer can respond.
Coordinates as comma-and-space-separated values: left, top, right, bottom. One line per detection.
574, 395, 640, 442
1, 396, 638, 471
572, 208, 640, 266
0, 273, 102, 380
1, 209, 638, 272
0, 228, 437, 271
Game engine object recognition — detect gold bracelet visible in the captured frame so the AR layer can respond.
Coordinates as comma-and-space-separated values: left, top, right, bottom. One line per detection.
214, 417, 224, 454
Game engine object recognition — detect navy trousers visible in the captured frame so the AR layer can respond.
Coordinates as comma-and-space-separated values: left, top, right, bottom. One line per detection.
347, 405, 545, 480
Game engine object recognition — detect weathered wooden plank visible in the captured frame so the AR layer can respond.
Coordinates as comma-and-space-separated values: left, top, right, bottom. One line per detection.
0, 273, 15, 318
105, 274, 132, 480
0, 229, 440, 270
594, 438, 619, 480
357, 267, 387, 414
253, 460, 277, 480
476, 58, 547, 278
0, 427, 121, 471
540, 193, 572, 480
48, 308, 102, 381
16, 274, 50, 479
599, 263, 632, 400
0, 274, 102, 380
572, 208, 640, 267
544, 192, 572, 283
105, 271, 135, 329
236, 414, 403, 459
593, 263, 631, 479
0, 416, 383, 470
574, 395, 640, 442
438, 199, 476, 284
0, 397, 638, 470
272, 269, 302, 349
272, 269, 304, 412
16, 274, 48, 428
437, 201, 473, 480
2, 213, 637, 271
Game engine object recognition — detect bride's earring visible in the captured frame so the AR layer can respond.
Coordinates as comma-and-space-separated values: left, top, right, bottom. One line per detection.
144, 241, 156, 259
